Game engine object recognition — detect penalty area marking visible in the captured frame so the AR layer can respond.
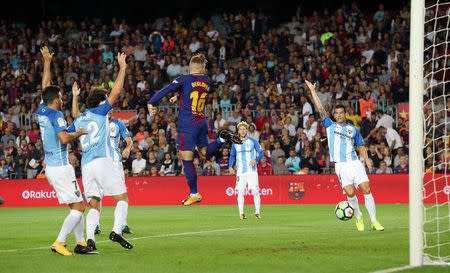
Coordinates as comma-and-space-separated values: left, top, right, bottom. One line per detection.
0, 227, 251, 253
371, 265, 417, 273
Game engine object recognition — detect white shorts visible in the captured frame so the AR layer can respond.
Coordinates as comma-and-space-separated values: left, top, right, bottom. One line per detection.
82, 157, 126, 202
335, 160, 369, 190
112, 161, 126, 183
235, 172, 259, 191
46, 165, 83, 204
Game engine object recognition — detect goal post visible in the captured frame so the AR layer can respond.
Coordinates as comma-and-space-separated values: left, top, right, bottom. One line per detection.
409, 0, 425, 267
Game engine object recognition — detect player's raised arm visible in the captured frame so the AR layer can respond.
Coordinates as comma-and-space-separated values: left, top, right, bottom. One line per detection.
72, 82, 81, 118
305, 80, 327, 120
147, 78, 183, 116
108, 52, 127, 106
40, 46, 54, 89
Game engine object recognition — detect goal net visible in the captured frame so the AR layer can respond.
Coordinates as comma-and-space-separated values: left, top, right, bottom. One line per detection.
421, 0, 450, 265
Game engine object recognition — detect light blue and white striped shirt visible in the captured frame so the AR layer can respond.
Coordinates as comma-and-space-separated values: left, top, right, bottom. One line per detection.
109, 118, 131, 162
322, 116, 364, 163
229, 137, 264, 175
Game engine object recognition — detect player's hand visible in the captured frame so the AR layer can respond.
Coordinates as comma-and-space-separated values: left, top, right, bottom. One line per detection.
40, 46, 54, 63
249, 160, 257, 167
170, 95, 178, 104
228, 167, 235, 175
147, 104, 157, 116
117, 52, 127, 69
305, 80, 316, 93
72, 82, 80, 97
122, 148, 130, 159
77, 127, 88, 136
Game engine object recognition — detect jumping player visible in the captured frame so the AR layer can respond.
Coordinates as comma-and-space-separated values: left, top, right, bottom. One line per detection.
37, 47, 95, 255
305, 80, 384, 231
68, 52, 133, 251
148, 53, 241, 206
228, 121, 264, 219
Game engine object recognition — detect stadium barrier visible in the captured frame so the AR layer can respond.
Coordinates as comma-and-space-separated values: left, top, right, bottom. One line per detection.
0, 174, 447, 207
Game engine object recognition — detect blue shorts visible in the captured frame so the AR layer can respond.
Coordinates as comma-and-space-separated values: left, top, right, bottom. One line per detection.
177, 121, 209, 151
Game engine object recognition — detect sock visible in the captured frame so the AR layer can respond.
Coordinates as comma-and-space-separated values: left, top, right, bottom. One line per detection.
182, 159, 198, 194
113, 201, 129, 234
237, 189, 245, 215
347, 195, 362, 218
252, 189, 261, 214
56, 209, 83, 243
86, 208, 100, 241
364, 193, 377, 223
190, 193, 199, 199
74, 213, 85, 243
206, 138, 223, 160
97, 202, 102, 228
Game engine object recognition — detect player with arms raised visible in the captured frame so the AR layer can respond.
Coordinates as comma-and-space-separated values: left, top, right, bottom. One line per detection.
148, 53, 241, 206
305, 80, 384, 231
68, 53, 133, 251
228, 121, 264, 220
37, 47, 95, 255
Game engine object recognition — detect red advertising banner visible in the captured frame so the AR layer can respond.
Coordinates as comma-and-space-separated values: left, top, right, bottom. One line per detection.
112, 111, 136, 122
0, 174, 448, 207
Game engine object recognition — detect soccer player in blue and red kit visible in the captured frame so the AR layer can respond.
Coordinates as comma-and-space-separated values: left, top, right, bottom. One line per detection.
148, 53, 241, 206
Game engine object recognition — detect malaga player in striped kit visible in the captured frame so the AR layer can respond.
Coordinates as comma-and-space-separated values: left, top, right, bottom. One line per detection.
68, 53, 133, 251
37, 47, 96, 255
305, 80, 384, 231
148, 53, 241, 206
228, 121, 264, 220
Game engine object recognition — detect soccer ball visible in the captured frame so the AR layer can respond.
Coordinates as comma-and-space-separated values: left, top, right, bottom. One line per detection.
335, 201, 354, 221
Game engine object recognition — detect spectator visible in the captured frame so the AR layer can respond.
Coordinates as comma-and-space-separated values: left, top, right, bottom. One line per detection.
394, 155, 409, 174
1, 128, 15, 147
13, 147, 26, 179
193, 157, 203, 176
25, 142, 42, 179
393, 147, 406, 167
368, 143, 383, 168
225, 110, 242, 133
300, 96, 313, 129
257, 156, 272, 175
376, 161, 393, 174
375, 110, 395, 129
378, 126, 403, 153
28, 122, 40, 143
285, 149, 301, 173
359, 91, 375, 119
255, 109, 269, 132
273, 156, 289, 175
0, 158, 12, 179
217, 148, 230, 175
159, 152, 175, 176
300, 149, 320, 174
132, 151, 146, 176
365, 158, 378, 174
202, 160, 217, 176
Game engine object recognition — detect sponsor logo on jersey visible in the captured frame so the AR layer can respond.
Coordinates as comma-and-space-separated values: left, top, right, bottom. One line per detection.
57, 117, 66, 127
288, 181, 305, 200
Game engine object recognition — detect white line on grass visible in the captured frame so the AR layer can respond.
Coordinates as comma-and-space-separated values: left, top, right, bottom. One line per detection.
371, 265, 417, 273
0, 227, 250, 253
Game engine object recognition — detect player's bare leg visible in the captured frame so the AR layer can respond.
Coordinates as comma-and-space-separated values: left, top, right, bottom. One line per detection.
343, 185, 364, 231
109, 193, 133, 249
180, 150, 203, 206
359, 182, 384, 231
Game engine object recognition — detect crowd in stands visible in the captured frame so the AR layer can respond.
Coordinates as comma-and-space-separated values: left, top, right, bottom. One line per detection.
0, 2, 448, 179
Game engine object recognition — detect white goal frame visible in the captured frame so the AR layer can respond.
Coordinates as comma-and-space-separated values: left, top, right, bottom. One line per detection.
409, 0, 425, 267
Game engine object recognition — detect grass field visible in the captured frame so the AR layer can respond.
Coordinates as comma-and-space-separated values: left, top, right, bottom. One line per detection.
0, 204, 448, 273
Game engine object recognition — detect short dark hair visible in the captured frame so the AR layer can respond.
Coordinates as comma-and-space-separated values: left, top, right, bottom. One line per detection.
42, 85, 61, 106
335, 104, 346, 113
86, 88, 107, 109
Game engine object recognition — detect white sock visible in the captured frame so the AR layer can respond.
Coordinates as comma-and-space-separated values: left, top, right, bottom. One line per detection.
113, 201, 128, 234
97, 202, 102, 228
347, 195, 362, 218
74, 213, 85, 243
237, 189, 245, 215
56, 209, 83, 243
190, 193, 199, 199
252, 189, 261, 214
364, 193, 377, 223
219, 137, 225, 143
86, 209, 100, 241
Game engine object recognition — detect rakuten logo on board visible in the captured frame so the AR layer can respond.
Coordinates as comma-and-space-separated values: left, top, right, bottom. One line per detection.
22, 190, 57, 200
225, 187, 273, 196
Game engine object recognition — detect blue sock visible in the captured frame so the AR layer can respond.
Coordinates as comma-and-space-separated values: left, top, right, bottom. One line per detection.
182, 159, 198, 194
206, 138, 223, 160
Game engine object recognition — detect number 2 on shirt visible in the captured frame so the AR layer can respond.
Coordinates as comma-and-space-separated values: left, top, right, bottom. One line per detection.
79, 122, 100, 149
190, 91, 207, 113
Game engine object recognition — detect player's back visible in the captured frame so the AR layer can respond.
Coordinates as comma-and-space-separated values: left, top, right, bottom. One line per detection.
69, 101, 113, 166
36, 103, 69, 166
109, 118, 130, 162
177, 74, 210, 132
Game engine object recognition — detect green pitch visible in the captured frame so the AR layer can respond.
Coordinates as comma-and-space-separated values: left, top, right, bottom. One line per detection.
0, 204, 448, 273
